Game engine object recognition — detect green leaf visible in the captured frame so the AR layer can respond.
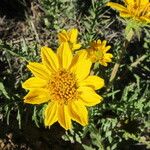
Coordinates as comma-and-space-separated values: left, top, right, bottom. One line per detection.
0, 82, 10, 99
82, 144, 95, 150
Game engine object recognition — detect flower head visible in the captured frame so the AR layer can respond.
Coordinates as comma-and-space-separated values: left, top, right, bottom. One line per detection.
107, 0, 150, 23
58, 28, 81, 51
86, 40, 113, 66
22, 43, 104, 130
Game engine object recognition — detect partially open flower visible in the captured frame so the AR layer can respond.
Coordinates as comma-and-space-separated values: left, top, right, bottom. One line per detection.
86, 40, 113, 67
58, 28, 81, 51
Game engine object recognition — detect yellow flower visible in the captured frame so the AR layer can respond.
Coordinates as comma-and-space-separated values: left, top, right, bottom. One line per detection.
58, 28, 81, 51
86, 40, 113, 67
107, 0, 150, 23
22, 43, 104, 130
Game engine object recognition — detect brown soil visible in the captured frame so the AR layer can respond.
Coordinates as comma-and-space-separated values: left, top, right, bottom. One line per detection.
0, 119, 83, 150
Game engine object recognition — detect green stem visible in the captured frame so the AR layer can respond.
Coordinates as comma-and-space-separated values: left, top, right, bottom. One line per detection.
109, 40, 129, 82
107, 29, 134, 90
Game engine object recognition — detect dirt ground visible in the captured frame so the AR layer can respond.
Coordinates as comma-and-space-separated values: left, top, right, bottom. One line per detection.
0, 113, 83, 150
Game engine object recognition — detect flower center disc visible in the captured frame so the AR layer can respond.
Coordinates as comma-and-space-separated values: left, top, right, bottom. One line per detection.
49, 69, 78, 104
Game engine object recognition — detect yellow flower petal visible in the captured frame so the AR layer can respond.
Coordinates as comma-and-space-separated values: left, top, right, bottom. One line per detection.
140, 16, 150, 23
27, 62, 50, 80
78, 87, 103, 106
68, 100, 88, 126
104, 46, 111, 52
124, 0, 134, 5
70, 51, 92, 81
44, 102, 58, 126
58, 104, 72, 130
57, 43, 73, 69
137, 0, 149, 5
104, 53, 113, 62
58, 30, 68, 42
144, 0, 149, 4
107, 53, 113, 58
72, 43, 81, 50
24, 88, 50, 104
79, 76, 104, 90
120, 12, 132, 18
41, 46, 59, 72
102, 40, 107, 47
22, 77, 47, 89
107, 2, 128, 12
97, 39, 101, 44
73, 59, 92, 81
70, 50, 88, 68
69, 28, 78, 43
99, 61, 108, 67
